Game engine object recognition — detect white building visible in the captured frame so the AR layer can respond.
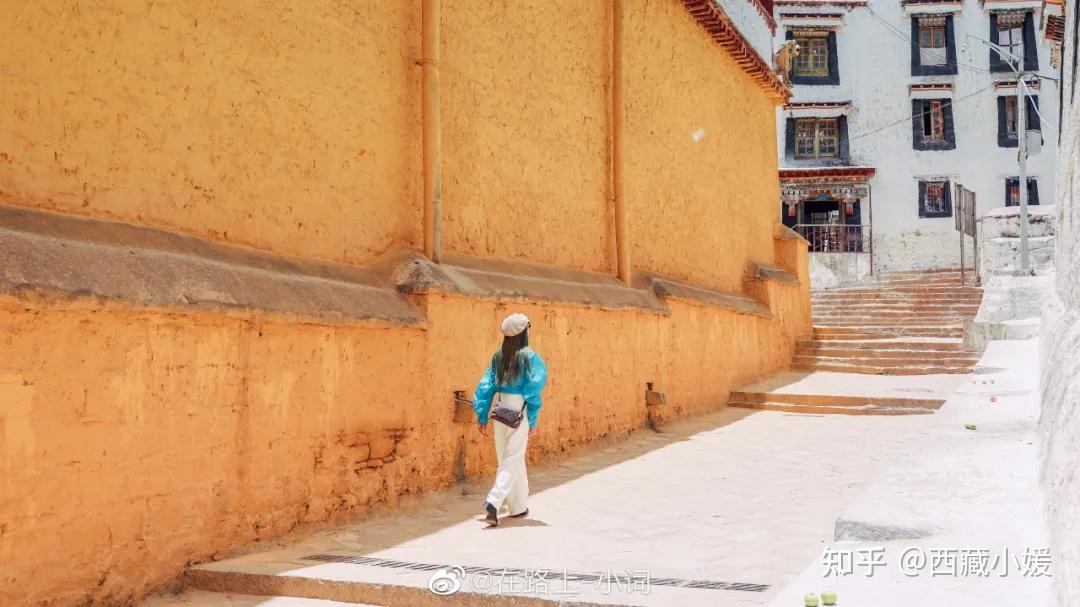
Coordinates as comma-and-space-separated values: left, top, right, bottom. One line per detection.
773, 0, 1059, 284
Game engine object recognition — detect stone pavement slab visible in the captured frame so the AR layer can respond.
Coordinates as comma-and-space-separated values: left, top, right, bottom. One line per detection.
734, 370, 970, 400
766, 338, 1052, 607
186, 393, 965, 605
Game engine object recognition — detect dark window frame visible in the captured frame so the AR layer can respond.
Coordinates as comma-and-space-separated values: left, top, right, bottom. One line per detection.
989, 11, 1039, 73
1005, 177, 1040, 206
785, 115, 850, 163
996, 94, 1040, 147
911, 98, 956, 150
919, 180, 954, 218
911, 15, 958, 76
785, 29, 840, 86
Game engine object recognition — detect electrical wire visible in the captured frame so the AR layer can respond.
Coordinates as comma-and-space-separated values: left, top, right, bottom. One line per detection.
1020, 78, 1059, 131
863, 4, 992, 75
862, 4, 1060, 83
836, 84, 994, 146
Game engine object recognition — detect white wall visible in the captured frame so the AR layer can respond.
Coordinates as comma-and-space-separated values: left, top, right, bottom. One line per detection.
808, 252, 872, 290
775, 0, 1059, 272
718, 0, 775, 62
1039, 0, 1080, 603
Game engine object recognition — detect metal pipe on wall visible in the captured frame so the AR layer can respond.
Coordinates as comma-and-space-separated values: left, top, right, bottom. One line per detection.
611, 0, 631, 284
422, 0, 443, 262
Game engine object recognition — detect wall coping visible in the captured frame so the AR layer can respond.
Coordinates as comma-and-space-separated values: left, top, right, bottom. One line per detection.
398, 253, 789, 318
0, 204, 800, 324
682, 0, 792, 102
0, 203, 426, 326
637, 272, 773, 316
396, 252, 670, 313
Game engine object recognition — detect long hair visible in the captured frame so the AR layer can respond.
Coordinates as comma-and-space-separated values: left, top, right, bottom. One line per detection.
493, 328, 530, 385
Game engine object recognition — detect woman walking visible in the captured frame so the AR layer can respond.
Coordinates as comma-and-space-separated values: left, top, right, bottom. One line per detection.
473, 312, 548, 527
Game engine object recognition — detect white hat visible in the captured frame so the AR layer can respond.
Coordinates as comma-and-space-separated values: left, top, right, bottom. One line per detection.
500, 313, 530, 337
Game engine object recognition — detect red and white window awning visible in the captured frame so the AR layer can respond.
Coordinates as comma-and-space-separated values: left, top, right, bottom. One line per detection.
783, 101, 852, 118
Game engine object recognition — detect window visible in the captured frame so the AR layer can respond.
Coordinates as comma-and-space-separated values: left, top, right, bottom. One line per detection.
911, 15, 956, 75
919, 17, 947, 66
1005, 96, 1018, 137
919, 180, 953, 218
795, 118, 839, 159
1005, 177, 1040, 206
912, 99, 955, 150
788, 117, 849, 162
786, 29, 839, 85
997, 94, 1040, 147
923, 100, 945, 142
990, 12, 1038, 72
793, 35, 829, 76
996, 13, 1024, 70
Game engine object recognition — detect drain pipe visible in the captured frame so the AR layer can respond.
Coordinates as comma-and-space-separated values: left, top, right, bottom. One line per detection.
422, 0, 443, 262
611, 0, 631, 284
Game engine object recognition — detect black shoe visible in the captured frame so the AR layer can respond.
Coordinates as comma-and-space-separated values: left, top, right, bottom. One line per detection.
508, 508, 529, 518
484, 502, 499, 527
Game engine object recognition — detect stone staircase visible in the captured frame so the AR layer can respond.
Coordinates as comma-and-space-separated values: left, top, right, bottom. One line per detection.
795, 269, 983, 375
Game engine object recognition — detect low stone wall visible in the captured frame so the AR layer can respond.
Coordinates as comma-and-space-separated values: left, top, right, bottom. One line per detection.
807, 252, 872, 290
977, 205, 1056, 283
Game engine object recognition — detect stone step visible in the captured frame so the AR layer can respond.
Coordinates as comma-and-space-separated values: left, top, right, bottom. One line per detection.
813, 322, 965, 329
823, 286, 982, 294
795, 346, 978, 359
727, 400, 937, 416
812, 299, 982, 307
728, 390, 944, 409
727, 391, 943, 416
812, 298, 980, 306
879, 269, 963, 278
795, 338, 964, 351
812, 327, 964, 339
793, 354, 978, 368
813, 295, 984, 304
812, 313, 976, 321
792, 362, 973, 375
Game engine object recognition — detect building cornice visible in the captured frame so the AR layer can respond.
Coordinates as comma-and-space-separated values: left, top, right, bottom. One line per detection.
774, 0, 868, 8
779, 166, 877, 181
682, 0, 791, 102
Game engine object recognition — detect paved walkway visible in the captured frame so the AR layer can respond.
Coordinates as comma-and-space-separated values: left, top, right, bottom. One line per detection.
148, 341, 1049, 607
766, 338, 1051, 606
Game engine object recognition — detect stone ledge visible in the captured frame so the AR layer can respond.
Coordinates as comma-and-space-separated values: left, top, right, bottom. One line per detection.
0, 203, 794, 323
750, 260, 801, 285
397, 253, 780, 318
396, 252, 670, 313
773, 223, 808, 243
0, 204, 425, 326
637, 272, 772, 317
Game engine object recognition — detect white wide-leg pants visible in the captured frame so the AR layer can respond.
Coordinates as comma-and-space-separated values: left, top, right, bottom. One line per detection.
485, 395, 530, 516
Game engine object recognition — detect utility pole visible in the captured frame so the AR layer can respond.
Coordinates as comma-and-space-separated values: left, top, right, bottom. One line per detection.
966, 33, 1034, 275
1017, 76, 1031, 274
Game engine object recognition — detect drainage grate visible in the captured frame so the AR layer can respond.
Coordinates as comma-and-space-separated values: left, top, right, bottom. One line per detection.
301, 554, 769, 593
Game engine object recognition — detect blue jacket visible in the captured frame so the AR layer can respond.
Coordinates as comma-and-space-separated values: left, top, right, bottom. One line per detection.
473, 348, 548, 428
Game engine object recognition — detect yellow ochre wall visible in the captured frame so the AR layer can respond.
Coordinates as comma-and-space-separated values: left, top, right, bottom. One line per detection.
0, 1, 807, 605
0, 2, 423, 266
624, 0, 781, 292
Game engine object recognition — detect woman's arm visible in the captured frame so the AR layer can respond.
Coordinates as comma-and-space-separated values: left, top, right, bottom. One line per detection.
473, 358, 497, 424
523, 351, 548, 429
